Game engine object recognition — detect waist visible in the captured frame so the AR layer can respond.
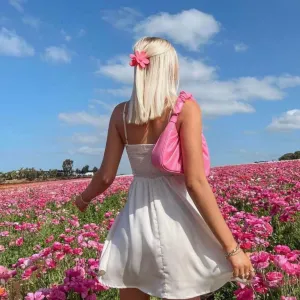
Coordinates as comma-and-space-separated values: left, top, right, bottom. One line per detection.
133, 172, 183, 179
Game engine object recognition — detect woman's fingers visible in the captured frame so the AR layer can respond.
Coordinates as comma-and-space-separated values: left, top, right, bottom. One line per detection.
232, 266, 239, 278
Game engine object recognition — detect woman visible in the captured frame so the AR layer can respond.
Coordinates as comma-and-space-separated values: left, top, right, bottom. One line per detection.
73, 37, 254, 300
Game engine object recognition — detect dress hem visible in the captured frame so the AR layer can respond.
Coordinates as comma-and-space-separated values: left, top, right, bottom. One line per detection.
98, 276, 230, 299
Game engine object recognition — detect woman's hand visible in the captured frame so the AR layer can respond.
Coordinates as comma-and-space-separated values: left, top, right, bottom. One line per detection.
72, 195, 89, 212
228, 250, 255, 281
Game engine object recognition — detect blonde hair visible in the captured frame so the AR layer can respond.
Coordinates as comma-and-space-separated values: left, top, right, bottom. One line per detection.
127, 37, 179, 124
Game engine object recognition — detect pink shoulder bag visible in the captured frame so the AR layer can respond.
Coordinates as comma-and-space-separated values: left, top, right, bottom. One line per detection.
152, 91, 210, 176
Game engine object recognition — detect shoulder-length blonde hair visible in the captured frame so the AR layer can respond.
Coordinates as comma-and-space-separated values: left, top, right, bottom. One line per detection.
127, 37, 179, 124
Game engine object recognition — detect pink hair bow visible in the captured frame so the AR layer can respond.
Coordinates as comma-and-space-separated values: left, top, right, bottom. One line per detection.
129, 51, 150, 68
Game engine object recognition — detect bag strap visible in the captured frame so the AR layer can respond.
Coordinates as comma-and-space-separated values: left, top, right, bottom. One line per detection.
123, 102, 128, 145
170, 91, 194, 122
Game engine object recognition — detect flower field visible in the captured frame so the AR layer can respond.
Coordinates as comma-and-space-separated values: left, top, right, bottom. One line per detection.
0, 161, 300, 300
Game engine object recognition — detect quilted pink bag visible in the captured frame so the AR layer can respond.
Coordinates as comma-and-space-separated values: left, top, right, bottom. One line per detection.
152, 91, 210, 176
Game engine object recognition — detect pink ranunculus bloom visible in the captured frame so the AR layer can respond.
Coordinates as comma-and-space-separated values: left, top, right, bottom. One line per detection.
73, 248, 83, 255
25, 291, 45, 300
283, 262, 300, 276
281, 297, 297, 300
104, 212, 112, 218
274, 245, 291, 255
251, 251, 270, 269
45, 258, 56, 269
234, 287, 255, 300
55, 252, 65, 261
52, 242, 63, 251
265, 271, 283, 288
51, 219, 60, 225
273, 255, 288, 269
45, 235, 54, 243
0, 245, 5, 252
16, 237, 24, 246
86, 294, 97, 300
286, 251, 299, 262
252, 274, 268, 294
48, 288, 66, 300
0, 265, 12, 282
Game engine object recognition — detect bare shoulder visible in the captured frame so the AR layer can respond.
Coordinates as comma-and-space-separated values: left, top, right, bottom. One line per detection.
180, 100, 202, 122
111, 101, 128, 122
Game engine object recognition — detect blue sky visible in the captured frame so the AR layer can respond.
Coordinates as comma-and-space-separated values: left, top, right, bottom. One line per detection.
1, 0, 300, 174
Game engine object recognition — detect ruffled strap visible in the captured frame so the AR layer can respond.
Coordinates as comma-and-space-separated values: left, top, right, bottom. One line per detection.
170, 91, 195, 121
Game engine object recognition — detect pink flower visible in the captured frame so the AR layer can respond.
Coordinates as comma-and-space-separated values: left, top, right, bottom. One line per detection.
129, 51, 150, 68
86, 294, 97, 300
45, 258, 56, 269
0, 245, 5, 252
73, 248, 83, 255
274, 245, 291, 255
234, 287, 255, 300
252, 274, 268, 294
52, 219, 60, 225
45, 235, 54, 243
48, 288, 66, 300
25, 291, 45, 300
0, 231, 9, 237
16, 237, 24, 246
0, 265, 12, 282
273, 255, 288, 268
281, 297, 297, 300
104, 212, 112, 218
55, 252, 65, 261
265, 271, 283, 287
251, 251, 270, 269
52, 242, 63, 251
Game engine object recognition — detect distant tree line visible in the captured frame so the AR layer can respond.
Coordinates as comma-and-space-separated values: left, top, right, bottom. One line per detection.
279, 151, 300, 161
0, 159, 99, 183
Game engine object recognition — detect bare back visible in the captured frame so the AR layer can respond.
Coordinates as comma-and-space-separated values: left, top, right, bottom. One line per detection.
116, 102, 173, 145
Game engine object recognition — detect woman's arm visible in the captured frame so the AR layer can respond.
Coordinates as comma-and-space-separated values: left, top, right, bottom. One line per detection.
179, 100, 237, 252
180, 100, 254, 280
76, 104, 124, 207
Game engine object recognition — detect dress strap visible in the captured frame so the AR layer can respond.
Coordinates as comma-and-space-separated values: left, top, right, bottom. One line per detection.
123, 102, 128, 145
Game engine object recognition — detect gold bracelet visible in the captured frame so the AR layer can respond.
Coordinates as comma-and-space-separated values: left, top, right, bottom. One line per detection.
225, 244, 241, 259
77, 194, 90, 205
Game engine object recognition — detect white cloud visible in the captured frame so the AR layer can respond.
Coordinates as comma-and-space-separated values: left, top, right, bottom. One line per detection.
234, 43, 248, 52
265, 75, 300, 89
96, 56, 133, 83
95, 50, 300, 116
267, 109, 300, 131
96, 54, 216, 85
9, 0, 26, 12
61, 29, 72, 42
96, 53, 300, 116
78, 29, 86, 37
71, 133, 105, 144
76, 146, 104, 155
0, 27, 35, 57
58, 111, 110, 128
96, 88, 132, 98
22, 15, 40, 29
179, 55, 216, 83
200, 99, 255, 116
90, 99, 116, 111
101, 7, 142, 30
134, 9, 220, 51
43, 46, 72, 64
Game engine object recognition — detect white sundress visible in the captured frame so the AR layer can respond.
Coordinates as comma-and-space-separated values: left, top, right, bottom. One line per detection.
98, 106, 234, 299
